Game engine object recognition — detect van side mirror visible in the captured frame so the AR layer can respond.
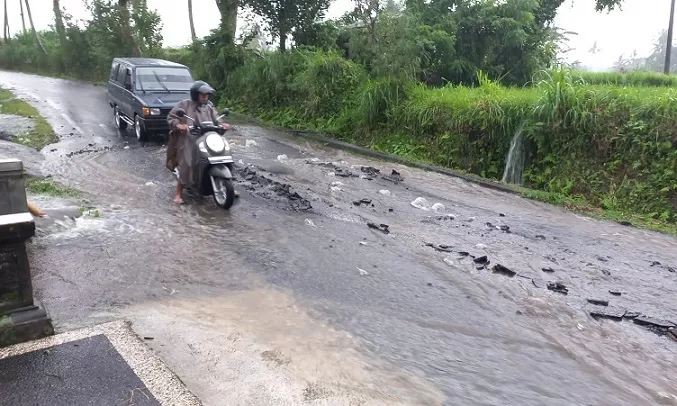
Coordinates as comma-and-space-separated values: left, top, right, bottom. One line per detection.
124, 82, 132, 91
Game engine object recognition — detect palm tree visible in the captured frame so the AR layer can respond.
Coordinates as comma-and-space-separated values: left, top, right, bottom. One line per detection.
188, 0, 196, 42
53, 0, 67, 50
24, 0, 47, 55
19, 0, 26, 34
3, 0, 9, 42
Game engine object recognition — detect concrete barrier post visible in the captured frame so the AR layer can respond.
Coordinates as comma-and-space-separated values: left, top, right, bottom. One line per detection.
0, 158, 54, 347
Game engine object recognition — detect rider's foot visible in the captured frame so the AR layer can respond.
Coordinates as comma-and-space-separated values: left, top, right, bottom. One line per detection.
173, 196, 184, 205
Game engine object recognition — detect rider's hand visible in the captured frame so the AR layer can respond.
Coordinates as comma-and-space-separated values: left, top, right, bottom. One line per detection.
177, 124, 189, 132
221, 123, 232, 131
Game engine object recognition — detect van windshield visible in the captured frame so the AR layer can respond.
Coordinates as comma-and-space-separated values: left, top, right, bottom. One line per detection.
135, 67, 193, 91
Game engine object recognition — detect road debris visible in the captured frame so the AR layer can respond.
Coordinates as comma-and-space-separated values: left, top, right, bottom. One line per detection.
587, 299, 609, 306
424, 243, 454, 253
492, 264, 516, 277
353, 198, 373, 207
367, 222, 390, 234
547, 282, 569, 295
589, 306, 626, 321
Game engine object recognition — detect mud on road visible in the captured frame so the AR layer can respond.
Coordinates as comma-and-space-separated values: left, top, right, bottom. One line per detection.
1, 71, 677, 405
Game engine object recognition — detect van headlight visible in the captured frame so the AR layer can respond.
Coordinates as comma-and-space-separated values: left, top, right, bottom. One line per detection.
205, 133, 225, 153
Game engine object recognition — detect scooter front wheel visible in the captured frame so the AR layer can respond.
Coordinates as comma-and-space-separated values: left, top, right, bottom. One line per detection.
211, 176, 235, 209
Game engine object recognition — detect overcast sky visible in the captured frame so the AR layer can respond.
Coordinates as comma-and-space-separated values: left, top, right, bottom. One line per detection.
1, 0, 672, 70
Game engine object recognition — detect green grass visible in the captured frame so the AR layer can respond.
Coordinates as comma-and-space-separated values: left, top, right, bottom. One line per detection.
0, 87, 58, 149
25, 177, 80, 198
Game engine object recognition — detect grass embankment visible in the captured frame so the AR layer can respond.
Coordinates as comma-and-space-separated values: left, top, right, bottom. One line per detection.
224, 51, 677, 235
0, 88, 58, 150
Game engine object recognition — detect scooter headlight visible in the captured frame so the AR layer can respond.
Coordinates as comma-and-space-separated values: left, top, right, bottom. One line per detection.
205, 133, 225, 153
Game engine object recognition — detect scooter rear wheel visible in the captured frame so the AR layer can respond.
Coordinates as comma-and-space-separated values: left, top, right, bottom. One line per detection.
212, 176, 235, 209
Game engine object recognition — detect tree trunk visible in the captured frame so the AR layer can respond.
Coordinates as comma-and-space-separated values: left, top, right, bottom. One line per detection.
19, 0, 26, 34
215, 0, 238, 44
23, 0, 47, 55
53, 0, 68, 50
3, 0, 9, 42
118, 0, 140, 56
279, 31, 287, 52
188, 0, 196, 42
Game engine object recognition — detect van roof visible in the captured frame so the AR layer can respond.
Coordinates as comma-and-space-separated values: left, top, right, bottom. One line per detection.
113, 58, 188, 69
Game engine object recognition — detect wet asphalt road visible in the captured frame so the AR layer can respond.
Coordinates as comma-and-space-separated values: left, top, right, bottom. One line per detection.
1, 71, 677, 405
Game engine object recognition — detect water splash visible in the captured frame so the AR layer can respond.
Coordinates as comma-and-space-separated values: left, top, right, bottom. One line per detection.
501, 122, 526, 185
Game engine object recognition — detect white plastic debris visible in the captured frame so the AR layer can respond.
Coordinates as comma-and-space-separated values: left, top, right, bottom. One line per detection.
359, 241, 368, 246
145, 181, 155, 187
331, 181, 344, 186
475, 243, 487, 250
304, 219, 316, 227
443, 257, 455, 266
327, 172, 335, 177
330, 186, 342, 192
411, 197, 431, 210
378, 190, 391, 196
124, 145, 130, 150
245, 139, 258, 147
431, 203, 446, 212
357, 267, 369, 276
277, 154, 288, 161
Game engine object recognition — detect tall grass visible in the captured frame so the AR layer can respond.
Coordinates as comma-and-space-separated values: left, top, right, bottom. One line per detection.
533, 70, 677, 87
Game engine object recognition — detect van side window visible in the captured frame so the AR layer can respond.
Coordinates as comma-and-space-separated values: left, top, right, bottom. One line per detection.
123, 69, 132, 89
116, 65, 127, 84
110, 63, 120, 81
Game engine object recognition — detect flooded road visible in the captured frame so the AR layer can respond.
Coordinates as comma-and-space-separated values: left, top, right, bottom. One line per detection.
1, 71, 676, 405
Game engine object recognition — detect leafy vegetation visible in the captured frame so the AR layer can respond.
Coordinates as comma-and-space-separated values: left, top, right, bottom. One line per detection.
0, 87, 57, 149
25, 177, 80, 198
1, 0, 676, 233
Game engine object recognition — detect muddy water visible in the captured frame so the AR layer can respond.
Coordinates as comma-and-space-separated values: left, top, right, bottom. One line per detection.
2, 71, 677, 405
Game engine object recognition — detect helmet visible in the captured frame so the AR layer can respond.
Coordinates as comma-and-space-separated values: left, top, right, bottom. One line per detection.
190, 81, 215, 103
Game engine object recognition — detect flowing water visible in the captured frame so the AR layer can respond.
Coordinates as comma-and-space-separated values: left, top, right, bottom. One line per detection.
502, 121, 526, 185
3, 71, 677, 405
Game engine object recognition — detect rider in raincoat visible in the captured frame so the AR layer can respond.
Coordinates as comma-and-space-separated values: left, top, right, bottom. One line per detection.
166, 81, 231, 204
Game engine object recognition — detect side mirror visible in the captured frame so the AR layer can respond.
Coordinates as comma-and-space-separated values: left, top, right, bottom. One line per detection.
175, 108, 186, 118
222, 108, 230, 116
124, 83, 132, 91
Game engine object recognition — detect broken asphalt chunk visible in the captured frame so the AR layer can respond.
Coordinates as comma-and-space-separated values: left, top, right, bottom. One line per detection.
587, 299, 609, 306
360, 166, 380, 179
542, 267, 555, 273
382, 169, 404, 183
590, 306, 626, 321
473, 256, 489, 265
623, 312, 642, 319
609, 290, 622, 296
367, 222, 390, 234
632, 316, 676, 330
547, 282, 568, 295
492, 264, 516, 277
425, 243, 454, 253
353, 198, 372, 206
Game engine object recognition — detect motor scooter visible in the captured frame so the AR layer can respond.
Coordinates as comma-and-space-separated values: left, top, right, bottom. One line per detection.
169, 108, 236, 209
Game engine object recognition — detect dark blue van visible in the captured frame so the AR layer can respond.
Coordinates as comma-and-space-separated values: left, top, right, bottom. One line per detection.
107, 58, 194, 142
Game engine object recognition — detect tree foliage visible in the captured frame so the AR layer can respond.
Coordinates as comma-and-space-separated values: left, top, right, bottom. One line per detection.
243, 0, 332, 51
